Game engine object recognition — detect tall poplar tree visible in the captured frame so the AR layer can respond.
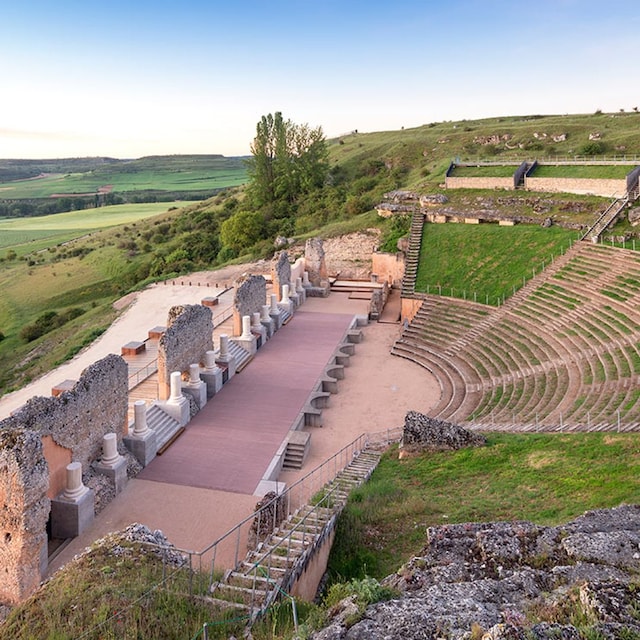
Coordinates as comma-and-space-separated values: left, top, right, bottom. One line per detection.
246, 112, 328, 215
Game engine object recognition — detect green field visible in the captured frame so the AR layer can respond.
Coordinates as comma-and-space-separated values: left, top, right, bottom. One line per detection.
0, 202, 183, 252
530, 164, 635, 178
0, 155, 247, 199
415, 223, 580, 303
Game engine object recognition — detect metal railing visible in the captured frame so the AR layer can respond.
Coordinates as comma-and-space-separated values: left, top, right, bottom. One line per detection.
127, 359, 158, 389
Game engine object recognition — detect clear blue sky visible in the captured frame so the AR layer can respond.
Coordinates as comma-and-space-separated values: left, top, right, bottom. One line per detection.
1, 0, 638, 158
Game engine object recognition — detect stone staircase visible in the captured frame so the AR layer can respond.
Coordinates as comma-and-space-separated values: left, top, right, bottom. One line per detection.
146, 404, 182, 453
401, 210, 426, 297
207, 449, 382, 620
281, 431, 311, 470
227, 341, 253, 373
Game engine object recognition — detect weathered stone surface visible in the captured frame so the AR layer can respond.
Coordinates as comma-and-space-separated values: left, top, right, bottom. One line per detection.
271, 250, 292, 297
234, 274, 267, 321
1, 354, 128, 471
401, 411, 486, 452
158, 304, 213, 395
0, 429, 49, 604
304, 238, 327, 286
313, 505, 640, 640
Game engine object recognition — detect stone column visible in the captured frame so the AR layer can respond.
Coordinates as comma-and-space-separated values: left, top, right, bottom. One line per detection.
280, 284, 294, 315
269, 294, 283, 331
288, 281, 300, 308
182, 363, 207, 410
296, 276, 306, 304
302, 271, 311, 287
216, 334, 237, 380
163, 370, 190, 426
202, 349, 223, 397
232, 315, 257, 356
251, 312, 267, 346
124, 400, 158, 466
96, 433, 128, 493
261, 304, 275, 338
50, 462, 95, 539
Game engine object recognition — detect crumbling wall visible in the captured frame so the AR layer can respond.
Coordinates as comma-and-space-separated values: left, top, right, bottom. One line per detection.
304, 238, 327, 286
233, 275, 267, 336
271, 251, 291, 298
158, 304, 213, 400
0, 429, 49, 604
1, 354, 128, 473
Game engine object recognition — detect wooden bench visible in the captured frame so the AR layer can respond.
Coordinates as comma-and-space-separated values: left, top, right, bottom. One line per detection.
121, 341, 146, 356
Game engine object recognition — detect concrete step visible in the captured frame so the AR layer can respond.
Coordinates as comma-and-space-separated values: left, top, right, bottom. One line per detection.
211, 582, 270, 607
227, 340, 253, 373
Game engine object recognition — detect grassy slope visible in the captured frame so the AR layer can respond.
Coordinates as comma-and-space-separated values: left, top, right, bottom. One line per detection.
415, 224, 580, 303
329, 432, 640, 581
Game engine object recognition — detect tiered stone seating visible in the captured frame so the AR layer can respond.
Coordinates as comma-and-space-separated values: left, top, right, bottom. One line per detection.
394, 242, 640, 431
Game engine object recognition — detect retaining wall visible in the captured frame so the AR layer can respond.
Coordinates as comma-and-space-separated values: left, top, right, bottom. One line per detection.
524, 176, 627, 197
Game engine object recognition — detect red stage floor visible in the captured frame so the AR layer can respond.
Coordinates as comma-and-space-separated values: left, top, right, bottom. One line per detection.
137, 311, 355, 495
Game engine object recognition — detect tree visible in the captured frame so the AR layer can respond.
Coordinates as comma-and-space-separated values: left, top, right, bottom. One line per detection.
246, 112, 328, 214
219, 210, 265, 253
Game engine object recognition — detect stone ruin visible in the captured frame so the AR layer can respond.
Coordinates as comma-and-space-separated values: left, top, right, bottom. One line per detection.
271, 250, 292, 298
0, 354, 129, 605
400, 411, 486, 455
304, 238, 328, 288
248, 490, 287, 548
157, 304, 213, 400
232, 274, 267, 336
317, 505, 640, 639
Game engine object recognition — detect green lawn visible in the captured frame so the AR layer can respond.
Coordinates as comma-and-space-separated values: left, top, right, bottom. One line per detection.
450, 164, 519, 177
531, 164, 634, 179
415, 223, 580, 304
328, 432, 640, 581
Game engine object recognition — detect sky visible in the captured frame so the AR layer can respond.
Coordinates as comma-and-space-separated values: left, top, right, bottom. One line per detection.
1, 0, 639, 159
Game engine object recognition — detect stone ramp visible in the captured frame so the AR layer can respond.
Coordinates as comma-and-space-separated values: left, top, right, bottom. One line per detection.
137, 311, 356, 495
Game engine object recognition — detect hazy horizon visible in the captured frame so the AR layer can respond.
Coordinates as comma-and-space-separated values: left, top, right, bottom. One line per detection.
2, 0, 639, 160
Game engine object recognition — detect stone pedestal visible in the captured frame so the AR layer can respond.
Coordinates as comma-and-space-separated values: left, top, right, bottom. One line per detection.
288, 282, 300, 308
215, 334, 237, 379
163, 371, 190, 426
202, 350, 223, 397
232, 315, 257, 356
261, 304, 275, 338
50, 462, 94, 539
269, 294, 283, 331
296, 277, 306, 304
182, 363, 207, 410
279, 284, 295, 315
251, 312, 267, 346
124, 400, 158, 466
95, 433, 128, 494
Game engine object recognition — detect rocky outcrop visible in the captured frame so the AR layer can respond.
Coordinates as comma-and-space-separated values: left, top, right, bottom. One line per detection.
401, 411, 486, 453
312, 505, 640, 640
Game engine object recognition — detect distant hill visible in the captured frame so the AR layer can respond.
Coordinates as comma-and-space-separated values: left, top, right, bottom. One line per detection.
0, 155, 249, 216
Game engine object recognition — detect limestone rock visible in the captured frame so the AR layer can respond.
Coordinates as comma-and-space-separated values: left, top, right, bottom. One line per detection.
401, 411, 486, 453
313, 505, 640, 640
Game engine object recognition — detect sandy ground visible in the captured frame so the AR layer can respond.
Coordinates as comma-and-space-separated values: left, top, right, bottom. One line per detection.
1, 262, 440, 576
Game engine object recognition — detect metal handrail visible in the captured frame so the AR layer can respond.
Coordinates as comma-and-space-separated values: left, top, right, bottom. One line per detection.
127, 359, 158, 389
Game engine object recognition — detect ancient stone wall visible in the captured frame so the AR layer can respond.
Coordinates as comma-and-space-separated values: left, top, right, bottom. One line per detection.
0, 429, 49, 604
158, 304, 213, 400
372, 252, 405, 287
290, 256, 305, 286
524, 176, 627, 197
445, 176, 515, 190
0, 354, 128, 473
271, 251, 291, 298
304, 238, 327, 286
233, 275, 267, 336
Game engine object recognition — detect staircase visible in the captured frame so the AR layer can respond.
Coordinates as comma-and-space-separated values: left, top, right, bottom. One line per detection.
581, 195, 629, 242
227, 340, 253, 372
146, 404, 182, 453
208, 448, 382, 621
401, 210, 426, 297
281, 431, 311, 470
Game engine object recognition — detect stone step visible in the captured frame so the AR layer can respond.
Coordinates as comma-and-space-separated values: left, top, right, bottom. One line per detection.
211, 582, 270, 607
226, 570, 275, 590
146, 404, 183, 452
226, 340, 253, 373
